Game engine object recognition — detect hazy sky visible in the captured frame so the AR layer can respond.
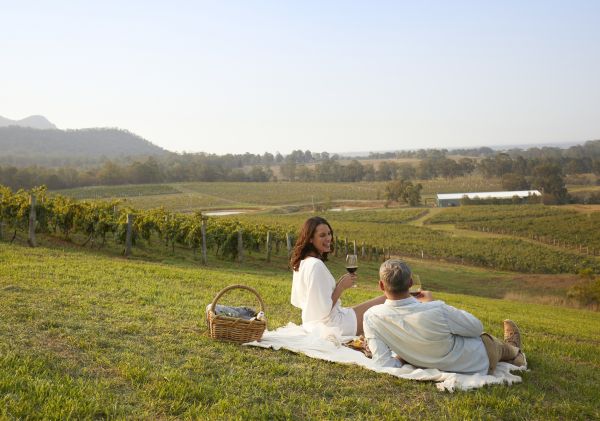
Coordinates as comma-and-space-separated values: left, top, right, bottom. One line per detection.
2, 1, 600, 154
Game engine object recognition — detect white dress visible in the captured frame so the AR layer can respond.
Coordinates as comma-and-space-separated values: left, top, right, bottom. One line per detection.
291, 256, 357, 336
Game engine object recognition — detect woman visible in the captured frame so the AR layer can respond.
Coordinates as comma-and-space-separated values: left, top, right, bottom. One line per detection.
290, 216, 385, 336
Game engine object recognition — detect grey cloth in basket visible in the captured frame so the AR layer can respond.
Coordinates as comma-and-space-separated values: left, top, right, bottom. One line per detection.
206, 304, 257, 320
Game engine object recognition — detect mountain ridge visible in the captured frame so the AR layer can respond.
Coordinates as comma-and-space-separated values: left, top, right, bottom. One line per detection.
0, 114, 57, 130
0, 125, 170, 167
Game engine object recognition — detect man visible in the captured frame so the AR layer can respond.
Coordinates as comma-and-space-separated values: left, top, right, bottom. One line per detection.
363, 259, 526, 374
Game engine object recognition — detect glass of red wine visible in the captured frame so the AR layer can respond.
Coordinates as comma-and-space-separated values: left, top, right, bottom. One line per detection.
345, 254, 358, 288
409, 274, 422, 296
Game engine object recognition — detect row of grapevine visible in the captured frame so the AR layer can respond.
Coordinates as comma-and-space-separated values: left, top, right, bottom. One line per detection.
426, 205, 600, 252
0, 185, 389, 263
234, 213, 600, 274
3, 185, 599, 273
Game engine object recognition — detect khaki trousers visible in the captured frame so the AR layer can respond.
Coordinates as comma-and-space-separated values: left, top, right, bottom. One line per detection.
480, 333, 520, 374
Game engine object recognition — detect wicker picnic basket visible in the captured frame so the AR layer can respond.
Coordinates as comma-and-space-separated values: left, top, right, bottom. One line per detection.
207, 284, 267, 344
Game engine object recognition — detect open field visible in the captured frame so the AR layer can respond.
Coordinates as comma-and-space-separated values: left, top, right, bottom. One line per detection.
53, 177, 508, 212
50, 176, 596, 213
1, 241, 599, 419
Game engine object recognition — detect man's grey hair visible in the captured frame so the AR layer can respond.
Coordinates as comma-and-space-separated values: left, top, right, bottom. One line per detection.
379, 259, 412, 293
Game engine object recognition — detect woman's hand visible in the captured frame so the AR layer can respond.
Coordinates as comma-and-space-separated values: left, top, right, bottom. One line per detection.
337, 273, 357, 291
331, 273, 356, 308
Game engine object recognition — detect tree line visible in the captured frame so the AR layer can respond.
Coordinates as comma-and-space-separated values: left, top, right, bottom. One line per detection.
1, 141, 599, 202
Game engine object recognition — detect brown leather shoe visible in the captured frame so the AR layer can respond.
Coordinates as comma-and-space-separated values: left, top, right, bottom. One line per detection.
503, 319, 522, 349
510, 351, 527, 367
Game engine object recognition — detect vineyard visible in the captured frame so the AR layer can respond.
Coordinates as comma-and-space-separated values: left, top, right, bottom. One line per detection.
52, 177, 506, 212
235, 212, 600, 274
425, 205, 600, 252
55, 183, 181, 199
0, 185, 292, 262
3, 185, 600, 274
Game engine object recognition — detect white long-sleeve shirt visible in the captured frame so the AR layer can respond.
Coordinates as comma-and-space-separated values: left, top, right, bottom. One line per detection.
291, 257, 341, 324
363, 297, 489, 374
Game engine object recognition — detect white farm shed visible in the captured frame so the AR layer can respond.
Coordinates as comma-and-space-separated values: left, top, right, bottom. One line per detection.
436, 190, 542, 207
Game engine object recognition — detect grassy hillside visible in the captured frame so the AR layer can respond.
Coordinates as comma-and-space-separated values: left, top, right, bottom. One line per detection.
1, 242, 599, 419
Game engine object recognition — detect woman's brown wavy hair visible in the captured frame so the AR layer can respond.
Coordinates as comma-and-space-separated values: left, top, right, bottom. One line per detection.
290, 216, 334, 271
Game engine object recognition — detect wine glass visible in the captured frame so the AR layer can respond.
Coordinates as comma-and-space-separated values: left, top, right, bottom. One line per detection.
345, 254, 358, 288
409, 274, 422, 296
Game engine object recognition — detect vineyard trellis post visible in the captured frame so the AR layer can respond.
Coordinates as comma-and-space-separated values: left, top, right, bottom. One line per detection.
353, 240, 357, 255
334, 236, 339, 257
124, 213, 133, 257
201, 219, 207, 265
361, 242, 365, 259
237, 230, 244, 263
286, 232, 292, 257
266, 231, 272, 262
28, 194, 36, 247
344, 237, 348, 255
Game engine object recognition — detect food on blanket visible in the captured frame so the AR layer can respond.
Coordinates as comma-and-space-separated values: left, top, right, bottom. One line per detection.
342, 335, 372, 358
350, 338, 364, 348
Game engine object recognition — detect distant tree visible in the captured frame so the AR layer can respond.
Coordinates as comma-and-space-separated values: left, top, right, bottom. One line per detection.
532, 163, 568, 204
438, 158, 462, 179
304, 150, 313, 162
362, 163, 376, 181
397, 163, 416, 180
280, 156, 297, 181
457, 158, 476, 175
97, 161, 125, 185
127, 157, 163, 184
501, 173, 530, 191
344, 160, 365, 182
376, 161, 399, 181
295, 165, 314, 182
262, 152, 275, 165
228, 168, 247, 181
248, 166, 272, 182
385, 179, 422, 206
404, 183, 423, 206
593, 159, 600, 176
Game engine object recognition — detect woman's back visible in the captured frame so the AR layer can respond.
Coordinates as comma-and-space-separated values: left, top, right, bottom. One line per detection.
291, 257, 338, 324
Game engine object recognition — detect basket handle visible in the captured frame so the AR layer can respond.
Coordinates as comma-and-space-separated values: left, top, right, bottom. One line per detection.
210, 284, 266, 315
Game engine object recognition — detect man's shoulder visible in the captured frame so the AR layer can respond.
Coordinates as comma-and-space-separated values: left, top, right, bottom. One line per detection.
363, 303, 391, 321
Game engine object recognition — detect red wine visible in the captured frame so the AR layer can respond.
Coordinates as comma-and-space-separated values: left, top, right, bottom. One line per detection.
409, 291, 421, 297
346, 266, 358, 274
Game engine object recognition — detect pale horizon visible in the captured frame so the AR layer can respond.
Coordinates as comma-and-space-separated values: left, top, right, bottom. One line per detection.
3, 1, 599, 155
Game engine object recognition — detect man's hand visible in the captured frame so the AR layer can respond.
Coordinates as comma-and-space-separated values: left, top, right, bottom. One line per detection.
416, 290, 434, 302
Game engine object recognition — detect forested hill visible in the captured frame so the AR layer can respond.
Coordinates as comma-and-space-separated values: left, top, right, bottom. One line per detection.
0, 126, 169, 167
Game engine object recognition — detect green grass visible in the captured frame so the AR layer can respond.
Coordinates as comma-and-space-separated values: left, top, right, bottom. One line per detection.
1, 241, 599, 420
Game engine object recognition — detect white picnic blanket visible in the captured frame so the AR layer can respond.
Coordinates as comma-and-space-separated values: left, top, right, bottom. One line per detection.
245, 322, 527, 392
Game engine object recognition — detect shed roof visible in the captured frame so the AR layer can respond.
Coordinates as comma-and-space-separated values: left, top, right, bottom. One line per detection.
436, 190, 542, 200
